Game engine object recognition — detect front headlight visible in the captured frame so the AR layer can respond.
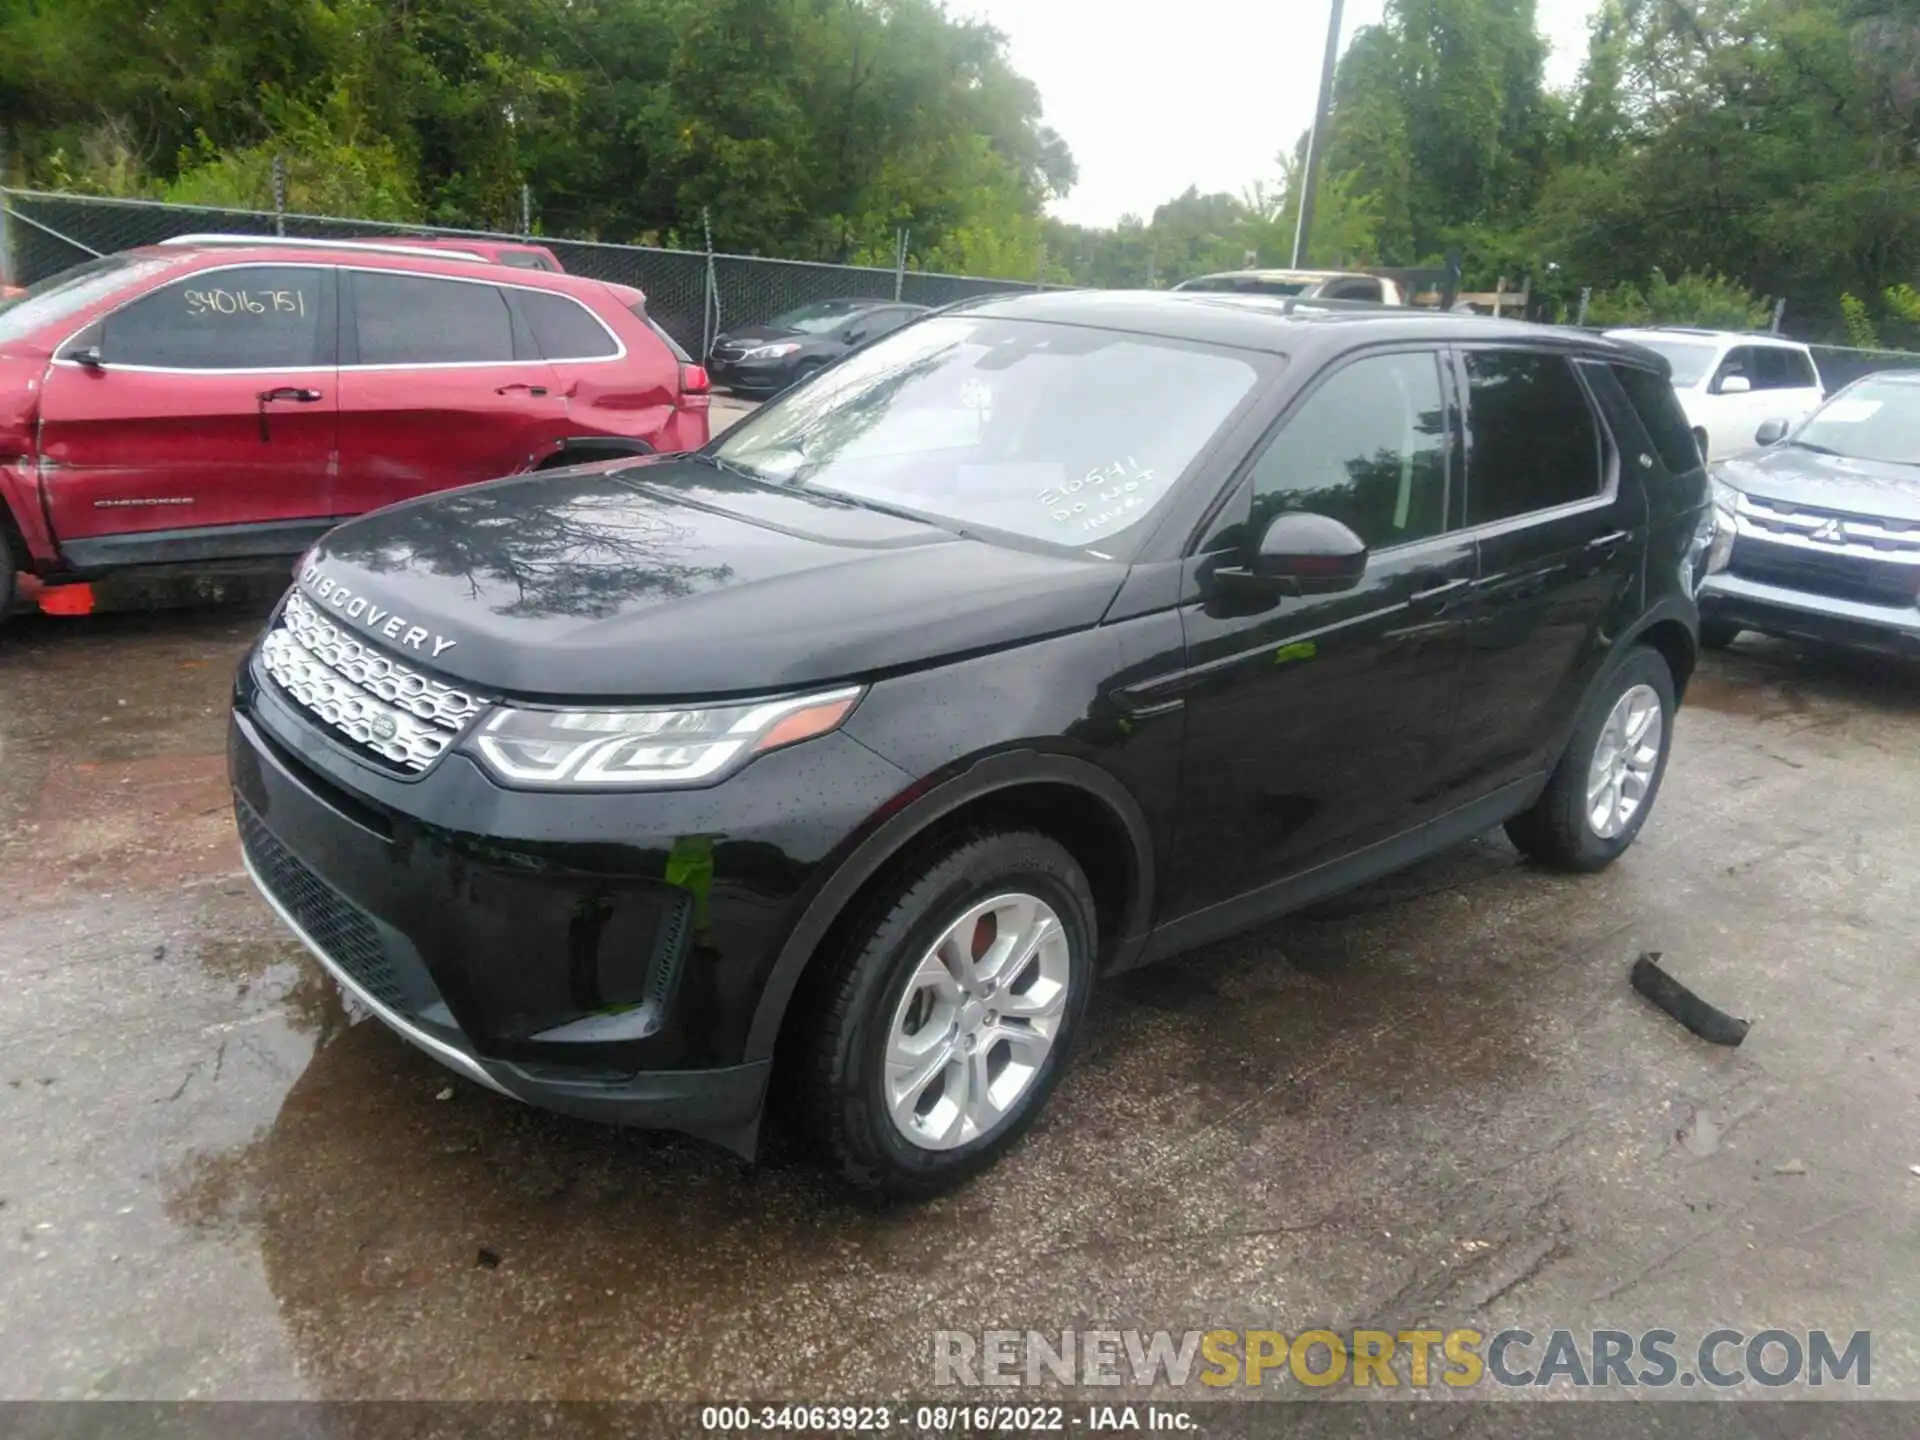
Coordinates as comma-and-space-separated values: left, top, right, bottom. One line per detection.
470, 686, 863, 789
1705, 474, 1740, 574
742, 341, 801, 360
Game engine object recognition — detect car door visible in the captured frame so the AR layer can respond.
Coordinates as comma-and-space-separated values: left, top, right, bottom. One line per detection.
1752, 344, 1825, 435
1703, 345, 1770, 460
332, 268, 568, 515
1165, 346, 1477, 918
1447, 347, 1649, 797
36, 263, 338, 557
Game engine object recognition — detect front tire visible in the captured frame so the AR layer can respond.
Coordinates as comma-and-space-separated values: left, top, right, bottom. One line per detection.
796, 831, 1096, 1198
1506, 647, 1677, 873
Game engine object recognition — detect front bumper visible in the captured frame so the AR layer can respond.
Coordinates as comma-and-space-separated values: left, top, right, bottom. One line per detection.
229, 657, 912, 1152
706, 354, 793, 393
1701, 573, 1920, 655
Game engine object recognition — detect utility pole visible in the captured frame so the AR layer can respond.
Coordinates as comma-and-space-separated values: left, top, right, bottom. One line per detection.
1291, 0, 1346, 270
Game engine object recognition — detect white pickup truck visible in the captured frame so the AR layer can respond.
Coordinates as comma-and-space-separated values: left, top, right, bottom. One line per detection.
1172, 269, 1409, 305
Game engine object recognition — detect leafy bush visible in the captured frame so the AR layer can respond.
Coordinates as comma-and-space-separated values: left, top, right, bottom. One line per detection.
1840, 294, 1881, 349
1584, 269, 1770, 331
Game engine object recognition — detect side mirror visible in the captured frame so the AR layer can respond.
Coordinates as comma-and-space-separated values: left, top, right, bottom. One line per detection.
1755, 418, 1790, 447
1718, 374, 1752, 395
1217, 511, 1369, 597
68, 345, 104, 369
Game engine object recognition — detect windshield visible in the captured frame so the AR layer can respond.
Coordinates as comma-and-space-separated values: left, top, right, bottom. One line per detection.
712, 315, 1264, 550
1790, 376, 1920, 465
0, 255, 172, 346
768, 300, 872, 334
1623, 338, 1717, 388
1179, 276, 1311, 297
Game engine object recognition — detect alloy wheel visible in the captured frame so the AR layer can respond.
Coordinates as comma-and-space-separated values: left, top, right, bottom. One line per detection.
1585, 683, 1664, 840
882, 892, 1072, 1151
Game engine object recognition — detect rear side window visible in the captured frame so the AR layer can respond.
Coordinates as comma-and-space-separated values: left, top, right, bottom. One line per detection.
631, 305, 691, 363
515, 289, 618, 360
1319, 277, 1384, 302
352, 272, 513, 365
1463, 351, 1602, 525
1609, 364, 1701, 473
100, 266, 329, 370
1248, 350, 1450, 549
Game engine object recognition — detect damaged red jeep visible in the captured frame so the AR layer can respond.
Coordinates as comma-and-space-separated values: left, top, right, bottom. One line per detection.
0, 236, 709, 621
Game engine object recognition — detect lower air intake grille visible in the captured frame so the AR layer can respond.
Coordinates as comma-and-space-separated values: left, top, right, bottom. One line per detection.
237, 803, 407, 1011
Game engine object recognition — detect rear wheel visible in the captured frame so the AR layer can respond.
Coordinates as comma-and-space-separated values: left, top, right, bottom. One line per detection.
796, 830, 1096, 1197
1506, 647, 1676, 873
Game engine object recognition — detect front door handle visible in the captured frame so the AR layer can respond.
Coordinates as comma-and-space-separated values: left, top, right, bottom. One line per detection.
1405, 575, 1473, 618
1587, 529, 1630, 559
495, 382, 549, 397
255, 387, 323, 441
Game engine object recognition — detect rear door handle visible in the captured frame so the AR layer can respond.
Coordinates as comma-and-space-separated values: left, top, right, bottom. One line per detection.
1406, 574, 1473, 617
495, 383, 549, 397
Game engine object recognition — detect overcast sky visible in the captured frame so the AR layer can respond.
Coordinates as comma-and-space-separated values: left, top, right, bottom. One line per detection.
949, 0, 1604, 227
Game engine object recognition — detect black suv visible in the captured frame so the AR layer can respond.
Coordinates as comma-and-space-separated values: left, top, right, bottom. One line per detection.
228, 293, 1709, 1196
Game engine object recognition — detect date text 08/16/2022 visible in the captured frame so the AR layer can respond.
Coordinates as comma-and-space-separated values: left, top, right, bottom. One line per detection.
699, 1404, 1196, 1433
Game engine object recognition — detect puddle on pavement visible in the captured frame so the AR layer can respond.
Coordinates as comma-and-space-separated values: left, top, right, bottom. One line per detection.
131, 834, 1573, 1400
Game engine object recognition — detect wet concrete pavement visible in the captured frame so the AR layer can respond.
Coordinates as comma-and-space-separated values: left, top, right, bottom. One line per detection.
1, 609, 1917, 1403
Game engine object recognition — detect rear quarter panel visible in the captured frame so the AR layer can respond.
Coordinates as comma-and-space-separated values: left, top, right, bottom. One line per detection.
560, 300, 705, 452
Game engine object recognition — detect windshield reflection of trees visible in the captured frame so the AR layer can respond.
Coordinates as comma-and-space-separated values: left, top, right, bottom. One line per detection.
330, 483, 734, 621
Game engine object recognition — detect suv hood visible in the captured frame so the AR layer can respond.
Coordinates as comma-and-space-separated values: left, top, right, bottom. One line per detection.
1719, 445, 1920, 523
295, 457, 1127, 698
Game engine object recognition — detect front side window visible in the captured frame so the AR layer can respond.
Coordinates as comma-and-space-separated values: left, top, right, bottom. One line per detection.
1319, 278, 1384, 302
353, 271, 514, 365
1714, 347, 1756, 391
1245, 350, 1450, 549
769, 300, 872, 335
100, 265, 328, 369
712, 315, 1264, 551
0, 255, 175, 345
1750, 346, 1818, 391
1463, 351, 1603, 525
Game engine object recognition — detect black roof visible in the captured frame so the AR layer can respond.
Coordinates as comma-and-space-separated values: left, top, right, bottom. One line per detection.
958, 288, 1651, 364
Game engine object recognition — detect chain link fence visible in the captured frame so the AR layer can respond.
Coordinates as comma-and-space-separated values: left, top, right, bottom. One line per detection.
0, 188, 1050, 359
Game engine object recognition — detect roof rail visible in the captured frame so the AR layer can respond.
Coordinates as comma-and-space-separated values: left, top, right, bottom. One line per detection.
156, 233, 492, 263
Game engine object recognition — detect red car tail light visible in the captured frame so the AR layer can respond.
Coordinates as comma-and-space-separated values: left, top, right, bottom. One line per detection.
679, 363, 712, 411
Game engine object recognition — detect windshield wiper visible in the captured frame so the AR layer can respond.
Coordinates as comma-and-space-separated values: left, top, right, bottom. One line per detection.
824, 491, 971, 536
1790, 440, 1843, 457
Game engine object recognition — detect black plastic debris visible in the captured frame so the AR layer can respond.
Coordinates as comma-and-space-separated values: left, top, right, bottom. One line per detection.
1631, 952, 1750, 1047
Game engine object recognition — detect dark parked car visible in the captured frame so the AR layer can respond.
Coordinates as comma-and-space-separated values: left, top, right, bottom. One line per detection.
1700, 369, 1920, 653
706, 298, 928, 394
229, 292, 1707, 1195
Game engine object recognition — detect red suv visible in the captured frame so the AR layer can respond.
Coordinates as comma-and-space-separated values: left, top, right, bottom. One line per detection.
0, 237, 709, 619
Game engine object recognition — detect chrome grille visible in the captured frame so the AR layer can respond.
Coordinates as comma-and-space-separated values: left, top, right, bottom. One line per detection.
260, 592, 485, 771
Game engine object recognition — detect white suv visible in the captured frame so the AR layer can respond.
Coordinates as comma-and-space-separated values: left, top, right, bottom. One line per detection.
1605, 328, 1825, 463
